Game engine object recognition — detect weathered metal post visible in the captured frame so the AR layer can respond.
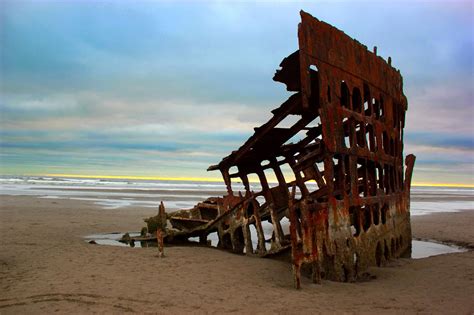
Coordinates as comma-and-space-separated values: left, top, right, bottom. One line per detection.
156, 201, 166, 258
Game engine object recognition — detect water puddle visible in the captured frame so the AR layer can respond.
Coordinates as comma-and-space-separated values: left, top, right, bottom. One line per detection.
411, 240, 467, 259
85, 233, 468, 258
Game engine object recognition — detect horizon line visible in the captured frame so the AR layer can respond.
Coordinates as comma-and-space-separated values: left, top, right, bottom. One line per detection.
34, 173, 474, 188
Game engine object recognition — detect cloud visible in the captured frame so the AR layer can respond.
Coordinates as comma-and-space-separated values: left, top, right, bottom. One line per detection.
1, 1, 473, 184
1, 88, 276, 133
405, 83, 474, 134
406, 132, 474, 151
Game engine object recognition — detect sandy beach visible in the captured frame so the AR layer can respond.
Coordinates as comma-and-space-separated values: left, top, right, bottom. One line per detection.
1, 194, 473, 314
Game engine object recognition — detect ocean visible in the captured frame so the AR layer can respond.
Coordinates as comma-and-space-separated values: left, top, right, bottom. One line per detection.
0, 175, 473, 215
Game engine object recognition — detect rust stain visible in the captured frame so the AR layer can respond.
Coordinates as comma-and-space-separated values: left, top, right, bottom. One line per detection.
137, 11, 415, 288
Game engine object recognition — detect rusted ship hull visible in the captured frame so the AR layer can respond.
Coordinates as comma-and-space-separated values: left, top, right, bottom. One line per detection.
144, 11, 415, 288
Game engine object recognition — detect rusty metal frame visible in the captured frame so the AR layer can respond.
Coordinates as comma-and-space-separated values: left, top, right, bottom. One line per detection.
141, 11, 415, 289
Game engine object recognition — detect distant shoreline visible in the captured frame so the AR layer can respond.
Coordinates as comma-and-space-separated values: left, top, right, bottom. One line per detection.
1, 174, 473, 188
1, 176, 472, 214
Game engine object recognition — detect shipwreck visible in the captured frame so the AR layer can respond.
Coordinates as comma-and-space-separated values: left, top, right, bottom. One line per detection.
139, 11, 415, 288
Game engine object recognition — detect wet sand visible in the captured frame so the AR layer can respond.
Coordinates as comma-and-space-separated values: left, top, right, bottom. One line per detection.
1, 195, 473, 314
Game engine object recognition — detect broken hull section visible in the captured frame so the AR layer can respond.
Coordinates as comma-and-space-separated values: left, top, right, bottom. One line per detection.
139, 11, 415, 288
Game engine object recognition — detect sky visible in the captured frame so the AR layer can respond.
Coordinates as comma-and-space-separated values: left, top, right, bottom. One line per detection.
0, 0, 473, 185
